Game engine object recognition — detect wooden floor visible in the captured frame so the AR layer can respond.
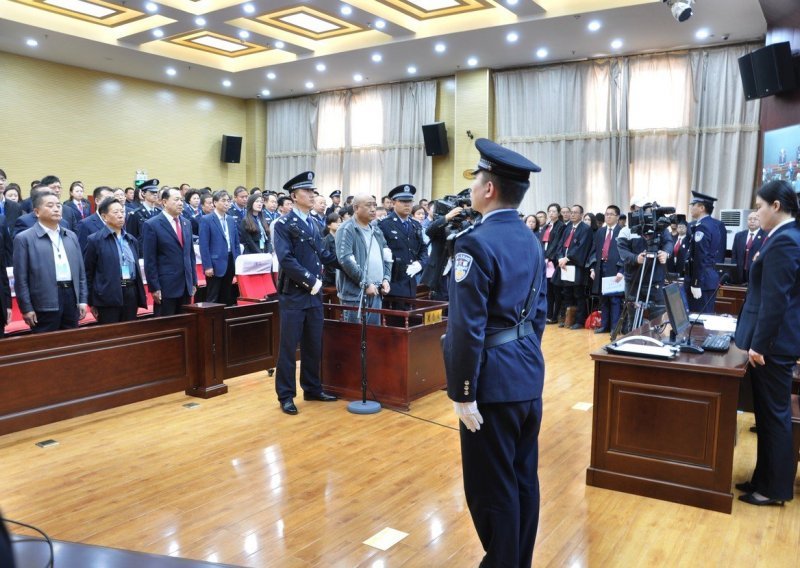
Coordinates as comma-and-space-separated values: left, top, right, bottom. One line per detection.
1, 326, 798, 567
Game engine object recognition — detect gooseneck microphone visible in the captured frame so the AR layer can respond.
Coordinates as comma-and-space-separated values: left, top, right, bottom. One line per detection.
682, 273, 730, 353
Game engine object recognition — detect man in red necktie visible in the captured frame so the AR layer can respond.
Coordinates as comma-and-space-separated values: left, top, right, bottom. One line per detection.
589, 205, 624, 334
730, 211, 764, 285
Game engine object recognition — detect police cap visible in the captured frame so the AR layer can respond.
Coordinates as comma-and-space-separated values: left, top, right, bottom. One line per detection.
689, 190, 718, 207
471, 138, 541, 182
140, 179, 160, 192
329, 190, 342, 199
388, 184, 416, 201
283, 171, 315, 192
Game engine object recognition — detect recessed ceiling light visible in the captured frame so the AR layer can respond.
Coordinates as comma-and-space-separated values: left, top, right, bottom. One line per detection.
536, 47, 548, 59
222, 79, 232, 87
407, 65, 417, 74
316, 62, 326, 72
371, 53, 382, 63
467, 56, 478, 67
506, 0, 518, 5
695, 28, 710, 39
243, 3, 255, 14
274, 41, 285, 49
26, 38, 38, 47
587, 20, 602, 32
353, 73, 363, 82
261, 89, 270, 97
152, 29, 164, 38
194, 17, 206, 26
144, 2, 158, 13
305, 81, 314, 89
340, 4, 352, 16
375, 19, 386, 29
266, 72, 276, 80
166, 67, 176, 76
506, 31, 519, 43
611, 39, 623, 49
434, 42, 446, 53
238, 30, 250, 39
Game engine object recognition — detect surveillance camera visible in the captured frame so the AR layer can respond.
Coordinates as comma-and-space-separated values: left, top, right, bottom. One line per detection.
662, 0, 693, 22
722, 34, 730, 41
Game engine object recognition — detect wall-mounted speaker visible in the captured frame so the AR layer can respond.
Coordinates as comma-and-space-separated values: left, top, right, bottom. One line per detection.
421, 122, 449, 156
753, 41, 796, 97
737, 53, 758, 100
221, 135, 242, 163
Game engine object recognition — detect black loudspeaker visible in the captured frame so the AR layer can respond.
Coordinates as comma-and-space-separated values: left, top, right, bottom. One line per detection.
221, 135, 242, 163
422, 122, 449, 156
752, 42, 797, 98
738, 53, 758, 100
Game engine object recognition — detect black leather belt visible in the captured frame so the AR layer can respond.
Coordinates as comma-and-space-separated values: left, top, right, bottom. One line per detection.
56, 281, 73, 288
121, 279, 136, 286
484, 321, 534, 349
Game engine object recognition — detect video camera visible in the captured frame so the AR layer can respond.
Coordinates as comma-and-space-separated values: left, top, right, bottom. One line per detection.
629, 202, 675, 239
432, 194, 471, 217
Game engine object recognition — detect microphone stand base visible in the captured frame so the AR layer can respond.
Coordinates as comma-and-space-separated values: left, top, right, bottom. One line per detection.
347, 400, 382, 415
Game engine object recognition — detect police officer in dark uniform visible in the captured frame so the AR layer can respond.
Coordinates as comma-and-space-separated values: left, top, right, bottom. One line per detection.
272, 171, 339, 415
685, 191, 724, 312
443, 138, 546, 568
125, 179, 162, 256
378, 184, 428, 299
325, 190, 342, 216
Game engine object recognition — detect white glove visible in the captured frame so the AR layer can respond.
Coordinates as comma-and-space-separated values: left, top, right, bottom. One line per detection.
310, 279, 323, 295
453, 401, 483, 433
690, 286, 702, 300
405, 261, 422, 277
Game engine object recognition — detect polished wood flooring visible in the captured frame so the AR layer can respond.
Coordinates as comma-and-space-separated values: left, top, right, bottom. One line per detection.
1, 326, 798, 567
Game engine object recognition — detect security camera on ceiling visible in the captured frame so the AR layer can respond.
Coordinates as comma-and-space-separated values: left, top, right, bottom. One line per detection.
662, 0, 694, 22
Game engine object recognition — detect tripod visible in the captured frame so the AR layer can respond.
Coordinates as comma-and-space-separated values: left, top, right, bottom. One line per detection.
611, 236, 665, 340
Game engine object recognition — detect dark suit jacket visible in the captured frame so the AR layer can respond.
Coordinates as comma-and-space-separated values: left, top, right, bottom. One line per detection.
63, 199, 92, 221
552, 222, 592, 287
0, 228, 10, 327
589, 224, 623, 295
0, 199, 22, 230
239, 216, 271, 254
142, 213, 197, 299
77, 213, 107, 253
541, 220, 565, 262
730, 228, 765, 284
0, 215, 12, 266
60, 204, 80, 232
199, 213, 241, 275
667, 234, 690, 275
421, 216, 450, 291
378, 211, 428, 297
12, 224, 87, 313
84, 227, 147, 308
734, 221, 800, 357
13, 212, 70, 239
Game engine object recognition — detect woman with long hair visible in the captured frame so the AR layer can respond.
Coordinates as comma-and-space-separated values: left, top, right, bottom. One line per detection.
239, 193, 272, 254
541, 203, 565, 323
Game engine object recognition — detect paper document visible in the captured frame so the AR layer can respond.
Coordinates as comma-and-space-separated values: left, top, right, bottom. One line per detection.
601, 276, 625, 295
561, 265, 576, 282
546, 260, 555, 279
698, 315, 737, 333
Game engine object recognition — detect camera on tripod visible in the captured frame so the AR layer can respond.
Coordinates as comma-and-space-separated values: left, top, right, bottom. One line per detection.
628, 202, 676, 238
432, 194, 474, 236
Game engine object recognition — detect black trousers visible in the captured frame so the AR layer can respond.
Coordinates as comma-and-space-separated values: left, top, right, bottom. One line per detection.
154, 293, 191, 317
96, 285, 139, 324
461, 398, 542, 568
561, 284, 587, 325
33, 286, 79, 333
206, 253, 236, 306
275, 302, 324, 403
545, 277, 557, 320
748, 354, 797, 501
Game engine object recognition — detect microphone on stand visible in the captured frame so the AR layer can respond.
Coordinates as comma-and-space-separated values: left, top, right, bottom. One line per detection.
682, 273, 730, 353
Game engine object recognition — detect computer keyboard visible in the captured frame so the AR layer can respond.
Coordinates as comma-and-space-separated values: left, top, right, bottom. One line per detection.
702, 334, 731, 352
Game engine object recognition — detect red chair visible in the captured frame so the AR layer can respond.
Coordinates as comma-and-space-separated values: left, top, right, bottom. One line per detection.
236, 254, 277, 302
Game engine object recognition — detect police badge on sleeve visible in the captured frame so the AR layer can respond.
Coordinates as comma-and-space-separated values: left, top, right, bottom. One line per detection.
454, 252, 473, 282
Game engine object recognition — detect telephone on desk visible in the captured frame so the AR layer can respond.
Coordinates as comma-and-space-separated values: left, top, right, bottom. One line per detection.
605, 335, 679, 360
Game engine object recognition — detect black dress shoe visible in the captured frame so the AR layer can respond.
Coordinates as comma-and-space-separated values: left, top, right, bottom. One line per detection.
558, 322, 565, 328
546, 319, 558, 325
281, 400, 298, 415
594, 328, 609, 334
738, 493, 785, 506
303, 391, 338, 402
735, 481, 756, 493
749, 426, 757, 433
569, 324, 583, 330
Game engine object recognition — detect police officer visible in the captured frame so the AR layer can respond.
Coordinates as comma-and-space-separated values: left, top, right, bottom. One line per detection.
325, 190, 342, 216
125, 178, 162, 255
443, 138, 546, 568
272, 171, 339, 415
685, 191, 724, 312
378, 184, 428, 299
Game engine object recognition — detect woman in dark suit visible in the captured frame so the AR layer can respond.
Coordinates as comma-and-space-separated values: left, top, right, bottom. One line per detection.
63, 180, 92, 221
239, 193, 272, 254
541, 202, 565, 323
734, 180, 800, 506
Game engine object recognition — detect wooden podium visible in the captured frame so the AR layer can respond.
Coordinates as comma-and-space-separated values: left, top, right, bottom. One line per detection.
320, 298, 448, 410
586, 318, 749, 513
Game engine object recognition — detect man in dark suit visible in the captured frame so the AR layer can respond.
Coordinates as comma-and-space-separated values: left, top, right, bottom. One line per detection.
325, 190, 342, 216
378, 184, 428, 299
0, 223, 11, 337
421, 202, 470, 301
685, 191, 725, 312
589, 205, 624, 334
730, 211, 765, 285
666, 219, 690, 276
84, 199, 147, 323
13, 192, 87, 332
199, 190, 241, 306
142, 187, 197, 316
272, 171, 339, 415
40, 175, 79, 232
126, 179, 162, 255
77, 186, 115, 252
553, 204, 592, 329
14, 184, 71, 238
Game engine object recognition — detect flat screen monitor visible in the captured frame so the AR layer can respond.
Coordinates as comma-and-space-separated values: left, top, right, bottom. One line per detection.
762, 123, 800, 188
662, 283, 690, 339
715, 263, 740, 285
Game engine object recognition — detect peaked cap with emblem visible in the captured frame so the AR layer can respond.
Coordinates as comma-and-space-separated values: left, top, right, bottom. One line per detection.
329, 190, 342, 199
472, 138, 541, 182
689, 190, 717, 207
388, 184, 416, 201
139, 178, 160, 192
283, 171, 316, 192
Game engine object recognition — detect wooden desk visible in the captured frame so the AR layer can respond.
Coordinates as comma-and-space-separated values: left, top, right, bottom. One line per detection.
715, 284, 746, 316
586, 322, 748, 513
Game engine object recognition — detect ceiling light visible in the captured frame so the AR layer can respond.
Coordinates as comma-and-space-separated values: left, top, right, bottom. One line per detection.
152, 29, 164, 38
695, 28, 710, 39
274, 41, 285, 49
305, 81, 314, 89
266, 72, 276, 80
610, 39, 623, 49
506, 0, 518, 5
587, 20, 602, 32
467, 57, 478, 67
536, 47, 548, 59
353, 73, 363, 82
407, 65, 417, 74
47, 0, 113, 17
316, 62, 326, 72
371, 53, 382, 63
261, 89, 270, 97
144, 2, 158, 13
166, 67, 176, 76
434, 42, 446, 53
238, 30, 250, 39
374, 19, 386, 29
243, 3, 255, 14
340, 4, 352, 16
663, 0, 693, 22
194, 17, 206, 26
506, 31, 519, 43
26, 38, 38, 47
222, 79, 232, 87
